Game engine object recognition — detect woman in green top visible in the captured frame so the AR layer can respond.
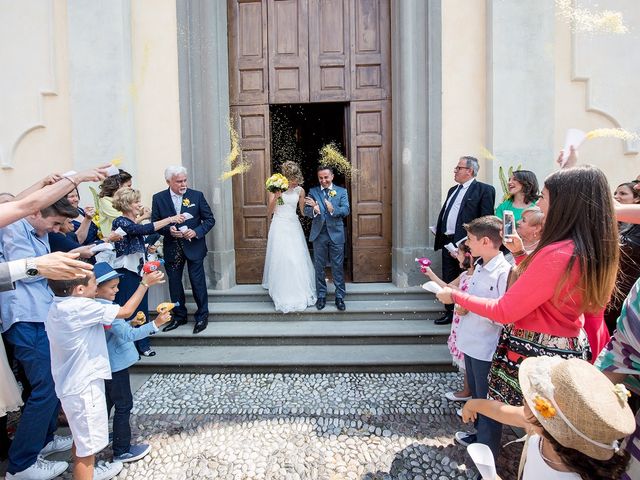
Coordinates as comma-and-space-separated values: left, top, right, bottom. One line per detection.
495, 170, 539, 222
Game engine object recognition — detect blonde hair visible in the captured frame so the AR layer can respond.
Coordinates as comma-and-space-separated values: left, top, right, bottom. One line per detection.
280, 161, 303, 184
522, 206, 544, 226
112, 187, 141, 213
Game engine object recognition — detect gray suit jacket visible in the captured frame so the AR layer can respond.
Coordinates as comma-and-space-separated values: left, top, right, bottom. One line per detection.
0, 263, 14, 292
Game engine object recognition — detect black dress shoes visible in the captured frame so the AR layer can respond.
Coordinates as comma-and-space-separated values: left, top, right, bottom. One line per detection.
316, 298, 326, 310
335, 298, 346, 311
434, 312, 453, 325
193, 320, 208, 334
162, 318, 188, 332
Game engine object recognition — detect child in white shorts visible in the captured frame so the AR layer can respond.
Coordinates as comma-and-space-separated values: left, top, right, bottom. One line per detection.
46, 270, 163, 480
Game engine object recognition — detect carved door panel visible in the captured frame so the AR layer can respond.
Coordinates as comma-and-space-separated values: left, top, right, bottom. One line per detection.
231, 105, 271, 283
268, 0, 309, 103
228, 0, 269, 105
308, 0, 350, 102
350, 0, 390, 101
350, 99, 391, 282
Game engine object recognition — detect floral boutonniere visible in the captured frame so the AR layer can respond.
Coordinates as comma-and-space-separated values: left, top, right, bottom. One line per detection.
182, 198, 195, 208
329, 190, 337, 198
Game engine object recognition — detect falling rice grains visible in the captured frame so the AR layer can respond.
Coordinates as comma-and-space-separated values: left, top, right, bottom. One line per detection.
556, 0, 628, 34
586, 128, 640, 142
219, 119, 250, 181
319, 143, 356, 180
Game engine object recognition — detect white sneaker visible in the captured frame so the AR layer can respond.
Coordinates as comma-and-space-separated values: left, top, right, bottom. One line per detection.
6, 457, 69, 480
93, 460, 124, 480
444, 391, 472, 402
39, 434, 73, 458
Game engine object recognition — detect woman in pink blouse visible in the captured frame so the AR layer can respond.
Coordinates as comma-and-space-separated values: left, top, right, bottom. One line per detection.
437, 165, 619, 406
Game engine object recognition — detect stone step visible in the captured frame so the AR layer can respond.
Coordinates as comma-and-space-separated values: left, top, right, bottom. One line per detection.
132, 344, 454, 373
152, 319, 451, 346
166, 299, 443, 322
184, 283, 431, 303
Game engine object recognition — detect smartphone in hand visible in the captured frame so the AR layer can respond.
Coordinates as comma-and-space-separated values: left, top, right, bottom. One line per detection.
503, 210, 515, 242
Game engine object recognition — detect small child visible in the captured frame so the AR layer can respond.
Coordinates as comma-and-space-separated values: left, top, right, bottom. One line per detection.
423, 241, 475, 401
462, 356, 635, 479
46, 269, 166, 480
449, 216, 512, 457
93, 262, 172, 463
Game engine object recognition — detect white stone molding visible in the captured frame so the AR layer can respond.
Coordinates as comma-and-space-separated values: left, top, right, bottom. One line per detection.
570, 0, 640, 155
0, 0, 58, 168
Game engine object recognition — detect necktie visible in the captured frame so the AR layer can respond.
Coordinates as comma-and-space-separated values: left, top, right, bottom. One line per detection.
172, 195, 182, 215
323, 188, 329, 200
442, 185, 463, 225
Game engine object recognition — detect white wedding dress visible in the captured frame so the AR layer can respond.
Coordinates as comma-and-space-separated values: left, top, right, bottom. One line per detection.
262, 187, 317, 313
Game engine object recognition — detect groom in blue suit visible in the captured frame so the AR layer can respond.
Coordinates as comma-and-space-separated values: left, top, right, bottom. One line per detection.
151, 166, 215, 334
304, 166, 350, 311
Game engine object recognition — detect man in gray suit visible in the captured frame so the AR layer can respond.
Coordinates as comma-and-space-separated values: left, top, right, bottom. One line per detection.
303, 166, 350, 311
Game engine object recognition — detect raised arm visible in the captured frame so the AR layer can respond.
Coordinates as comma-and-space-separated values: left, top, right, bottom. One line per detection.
0, 167, 108, 228
461, 399, 528, 429
116, 271, 165, 318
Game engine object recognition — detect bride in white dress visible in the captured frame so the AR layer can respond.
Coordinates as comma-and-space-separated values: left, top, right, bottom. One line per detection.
262, 161, 317, 313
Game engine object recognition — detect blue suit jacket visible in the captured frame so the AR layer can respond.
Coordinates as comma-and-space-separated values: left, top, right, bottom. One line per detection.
151, 188, 215, 261
303, 185, 350, 243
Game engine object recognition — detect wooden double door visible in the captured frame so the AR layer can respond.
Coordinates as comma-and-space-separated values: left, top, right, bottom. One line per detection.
228, 0, 392, 283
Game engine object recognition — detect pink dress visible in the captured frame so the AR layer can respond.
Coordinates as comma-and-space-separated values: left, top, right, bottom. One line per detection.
448, 271, 470, 370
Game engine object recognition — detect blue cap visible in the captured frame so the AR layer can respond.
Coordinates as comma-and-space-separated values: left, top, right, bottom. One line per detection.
94, 262, 124, 285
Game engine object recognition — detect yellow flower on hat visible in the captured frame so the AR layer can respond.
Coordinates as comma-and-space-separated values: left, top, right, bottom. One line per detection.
534, 396, 557, 419
182, 198, 191, 207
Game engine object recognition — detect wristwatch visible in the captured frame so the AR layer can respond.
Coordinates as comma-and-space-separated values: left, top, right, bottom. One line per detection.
25, 258, 39, 277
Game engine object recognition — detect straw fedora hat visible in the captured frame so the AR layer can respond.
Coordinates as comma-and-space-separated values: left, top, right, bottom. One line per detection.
519, 356, 636, 461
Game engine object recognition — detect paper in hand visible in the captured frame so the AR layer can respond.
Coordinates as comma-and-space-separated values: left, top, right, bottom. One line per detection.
445, 243, 457, 254
421, 281, 443, 294
178, 226, 189, 232
61, 170, 77, 177
561, 128, 586, 165
467, 443, 497, 480
114, 227, 127, 236
90, 243, 114, 254
182, 212, 193, 220
105, 165, 120, 177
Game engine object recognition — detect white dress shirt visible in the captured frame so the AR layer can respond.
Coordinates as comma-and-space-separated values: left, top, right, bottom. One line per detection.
170, 191, 183, 215
445, 178, 475, 235
456, 252, 511, 362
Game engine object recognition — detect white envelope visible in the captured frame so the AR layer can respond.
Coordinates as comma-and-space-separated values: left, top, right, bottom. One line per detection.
62, 170, 77, 177
561, 128, 587, 165
445, 242, 457, 253
114, 227, 127, 236
105, 165, 120, 176
421, 281, 443, 294
182, 212, 193, 220
467, 443, 497, 480
178, 226, 189, 232
90, 243, 114, 253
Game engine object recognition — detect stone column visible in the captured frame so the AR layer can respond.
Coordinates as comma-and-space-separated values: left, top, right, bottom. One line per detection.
176, 0, 235, 289
486, 0, 556, 186
391, 0, 442, 287
67, 0, 136, 182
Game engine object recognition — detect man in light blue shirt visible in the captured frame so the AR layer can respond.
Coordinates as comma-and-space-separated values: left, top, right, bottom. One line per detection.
0, 198, 79, 480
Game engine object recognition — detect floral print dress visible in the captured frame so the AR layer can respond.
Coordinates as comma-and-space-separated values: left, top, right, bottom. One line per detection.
448, 271, 470, 370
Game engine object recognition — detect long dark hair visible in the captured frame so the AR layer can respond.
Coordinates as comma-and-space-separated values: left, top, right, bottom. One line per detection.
538, 426, 630, 480
99, 169, 132, 198
511, 170, 539, 204
518, 165, 619, 312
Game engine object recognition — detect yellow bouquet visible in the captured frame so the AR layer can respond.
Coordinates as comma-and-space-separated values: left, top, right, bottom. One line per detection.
265, 173, 289, 205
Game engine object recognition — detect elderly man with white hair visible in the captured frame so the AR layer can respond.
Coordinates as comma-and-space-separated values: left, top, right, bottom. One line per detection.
151, 166, 215, 334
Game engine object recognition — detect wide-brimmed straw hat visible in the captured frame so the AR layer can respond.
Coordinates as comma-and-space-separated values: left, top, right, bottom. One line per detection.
519, 356, 635, 461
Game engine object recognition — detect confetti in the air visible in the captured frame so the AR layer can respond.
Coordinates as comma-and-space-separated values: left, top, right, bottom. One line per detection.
556, 0, 628, 34
111, 156, 122, 166
319, 143, 355, 179
219, 118, 250, 181
479, 146, 495, 161
586, 128, 640, 142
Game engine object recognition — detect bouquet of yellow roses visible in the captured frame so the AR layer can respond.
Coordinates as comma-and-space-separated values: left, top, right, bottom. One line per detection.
265, 173, 289, 205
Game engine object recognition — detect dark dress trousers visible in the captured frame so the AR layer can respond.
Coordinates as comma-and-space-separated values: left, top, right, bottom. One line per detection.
151, 188, 215, 323
434, 180, 496, 312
